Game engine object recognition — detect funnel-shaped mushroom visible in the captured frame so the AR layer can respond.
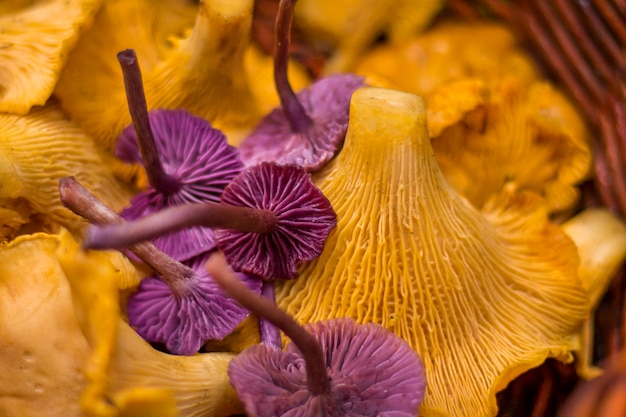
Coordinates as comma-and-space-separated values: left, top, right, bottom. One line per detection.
238, 0, 365, 171
0, 104, 131, 241
55, 0, 267, 150
114, 49, 244, 260
59, 177, 260, 355
0, 0, 102, 114
207, 253, 426, 417
275, 87, 590, 417
85, 162, 337, 280
353, 22, 591, 213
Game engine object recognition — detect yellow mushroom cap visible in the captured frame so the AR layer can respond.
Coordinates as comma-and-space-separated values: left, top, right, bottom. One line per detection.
0, 104, 131, 241
0, 0, 102, 114
54, 0, 308, 150
430, 78, 591, 213
354, 22, 591, 214
276, 87, 589, 417
353, 22, 540, 96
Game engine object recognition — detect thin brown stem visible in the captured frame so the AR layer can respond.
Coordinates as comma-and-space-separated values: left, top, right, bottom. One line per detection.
59, 177, 194, 292
84, 202, 279, 250
118, 49, 180, 194
206, 253, 331, 396
274, 0, 313, 133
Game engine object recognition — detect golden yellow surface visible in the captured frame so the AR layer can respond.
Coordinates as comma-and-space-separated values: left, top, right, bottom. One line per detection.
277, 87, 589, 417
0, 0, 102, 114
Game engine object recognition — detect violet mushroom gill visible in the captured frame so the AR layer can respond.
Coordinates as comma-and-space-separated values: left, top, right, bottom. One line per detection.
274, 87, 590, 417
115, 48, 243, 261
59, 177, 261, 356
237, 0, 365, 172
206, 252, 426, 417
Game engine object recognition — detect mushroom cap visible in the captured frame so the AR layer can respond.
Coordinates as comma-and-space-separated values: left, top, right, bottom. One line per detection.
353, 22, 591, 214
0, 104, 132, 241
0, 0, 102, 114
238, 74, 365, 172
429, 78, 591, 213
228, 318, 425, 417
215, 162, 337, 280
276, 87, 589, 417
117, 109, 244, 260
127, 253, 262, 355
54, 0, 266, 150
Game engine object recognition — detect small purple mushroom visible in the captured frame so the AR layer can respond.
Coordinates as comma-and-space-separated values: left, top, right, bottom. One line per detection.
116, 49, 243, 261
127, 253, 260, 355
237, 0, 365, 171
59, 177, 260, 355
206, 253, 427, 417
84, 162, 337, 280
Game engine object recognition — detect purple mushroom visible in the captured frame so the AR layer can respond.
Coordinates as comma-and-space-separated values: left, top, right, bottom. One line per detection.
127, 253, 260, 355
116, 49, 243, 261
84, 162, 337, 281
206, 253, 427, 417
237, 0, 365, 171
59, 177, 261, 355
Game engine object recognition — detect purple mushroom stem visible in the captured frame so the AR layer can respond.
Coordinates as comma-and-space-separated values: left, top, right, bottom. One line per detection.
207, 253, 331, 396
59, 176, 195, 296
84, 202, 279, 251
274, 0, 314, 136
258, 281, 282, 348
117, 49, 180, 195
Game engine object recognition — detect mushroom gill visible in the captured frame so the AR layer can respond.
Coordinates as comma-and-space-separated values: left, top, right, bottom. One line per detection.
0, 104, 131, 241
275, 87, 590, 417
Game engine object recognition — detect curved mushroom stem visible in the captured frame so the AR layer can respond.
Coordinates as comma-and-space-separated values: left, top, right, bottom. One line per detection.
83, 202, 279, 250
118, 49, 180, 195
206, 252, 331, 396
259, 281, 282, 348
59, 177, 195, 296
274, 0, 314, 134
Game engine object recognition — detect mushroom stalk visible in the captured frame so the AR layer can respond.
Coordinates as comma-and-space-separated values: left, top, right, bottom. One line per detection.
59, 177, 195, 295
207, 253, 331, 396
118, 49, 180, 195
274, 0, 314, 134
83, 202, 279, 250
259, 282, 282, 348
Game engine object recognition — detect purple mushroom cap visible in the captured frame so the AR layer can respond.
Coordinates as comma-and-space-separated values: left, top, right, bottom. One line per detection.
228, 318, 426, 417
238, 74, 366, 172
127, 253, 261, 355
116, 109, 244, 260
215, 162, 337, 280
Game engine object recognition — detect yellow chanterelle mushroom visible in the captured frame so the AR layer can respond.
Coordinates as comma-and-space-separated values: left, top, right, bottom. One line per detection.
276, 87, 591, 417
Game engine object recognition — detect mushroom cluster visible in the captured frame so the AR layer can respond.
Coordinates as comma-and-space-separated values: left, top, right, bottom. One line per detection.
1, 1, 626, 417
